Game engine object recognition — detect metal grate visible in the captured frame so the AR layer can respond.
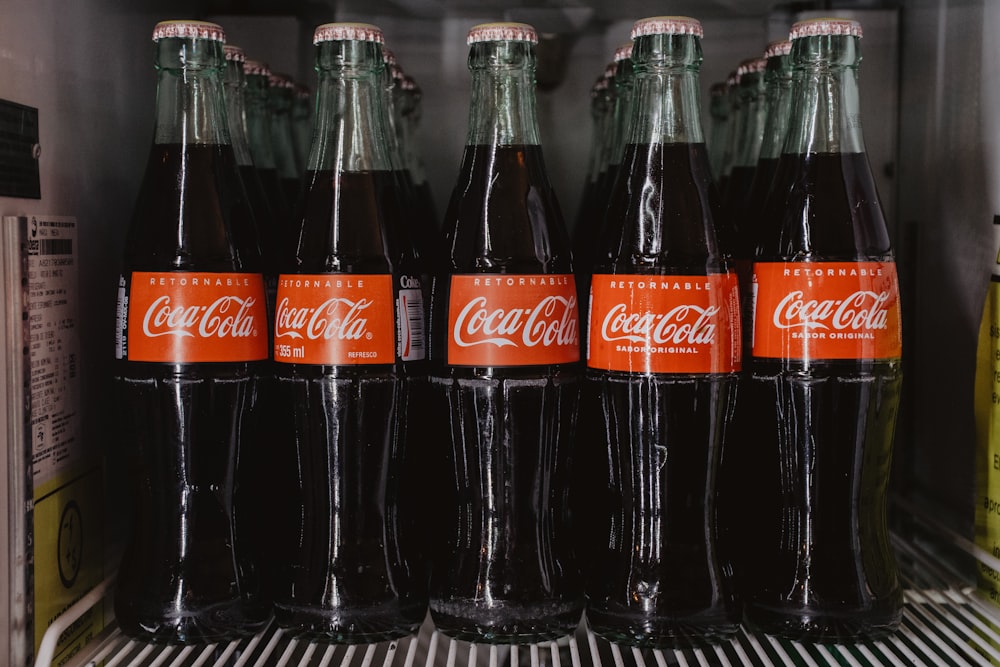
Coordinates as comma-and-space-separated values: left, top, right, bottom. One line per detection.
43, 508, 1000, 667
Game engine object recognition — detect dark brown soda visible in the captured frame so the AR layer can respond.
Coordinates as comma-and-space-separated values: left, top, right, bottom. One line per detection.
114, 143, 269, 644
583, 142, 739, 648
427, 143, 582, 643
744, 151, 902, 641
271, 168, 426, 642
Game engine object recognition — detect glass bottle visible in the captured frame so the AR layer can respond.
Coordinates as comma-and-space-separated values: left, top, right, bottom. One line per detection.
245, 59, 291, 231
428, 21, 582, 644
572, 63, 614, 345
221, 42, 285, 605
584, 15, 741, 648
268, 71, 303, 210
721, 56, 767, 276
269, 21, 428, 642
745, 18, 903, 641
293, 82, 313, 177
398, 74, 439, 231
707, 81, 730, 181
113, 19, 270, 644
715, 39, 796, 605
223, 45, 277, 300
715, 70, 740, 195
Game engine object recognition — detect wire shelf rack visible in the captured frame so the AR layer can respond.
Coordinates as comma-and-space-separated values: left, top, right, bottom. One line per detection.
41, 500, 1000, 667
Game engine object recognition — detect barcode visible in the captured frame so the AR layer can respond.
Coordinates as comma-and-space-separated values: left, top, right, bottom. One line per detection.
38, 238, 73, 255
398, 288, 426, 362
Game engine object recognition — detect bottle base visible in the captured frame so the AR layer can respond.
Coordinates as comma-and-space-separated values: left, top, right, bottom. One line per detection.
116, 604, 271, 645
585, 608, 740, 649
429, 598, 583, 644
273, 602, 425, 644
744, 603, 902, 643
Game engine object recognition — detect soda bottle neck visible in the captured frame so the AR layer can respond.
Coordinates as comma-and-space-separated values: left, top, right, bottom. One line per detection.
465, 40, 541, 146
223, 60, 255, 166
757, 54, 794, 161
153, 38, 230, 146
784, 35, 865, 155
731, 70, 766, 168
309, 39, 393, 173
608, 61, 634, 165
626, 33, 705, 146
269, 82, 300, 178
244, 73, 279, 170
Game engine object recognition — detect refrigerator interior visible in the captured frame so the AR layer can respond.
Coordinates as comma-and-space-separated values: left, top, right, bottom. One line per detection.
0, 0, 993, 664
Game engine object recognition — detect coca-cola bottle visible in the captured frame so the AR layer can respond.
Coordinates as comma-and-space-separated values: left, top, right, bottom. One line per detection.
222, 42, 284, 603
113, 20, 270, 643
245, 59, 291, 230
744, 17, 903, 641
716, 40, 796, 602
584, 16, 741, 648
270, 21, 427, 642
428, 21, 582, 643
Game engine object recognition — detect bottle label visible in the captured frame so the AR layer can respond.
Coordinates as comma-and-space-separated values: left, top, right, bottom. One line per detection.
751, 261, 902, 359
273, 274, 396, 365
123, 271, 268, 362
397, 276, 426, 362
586, 273, 742, 373
446, 274, 579, 366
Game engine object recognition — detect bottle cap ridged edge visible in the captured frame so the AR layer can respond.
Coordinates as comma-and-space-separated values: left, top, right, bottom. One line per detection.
789, 18, 863, 40
467, 22, 538, 45
153, 20, 226, 43
223, 44, 245, 62
244, 59, 271, 76
631, 16, 703, 40
268, 72, 296, 88
737, 57, 767, 76
614, 42, 633, 62
313, 22, 385, 45
764, 40, 793, 59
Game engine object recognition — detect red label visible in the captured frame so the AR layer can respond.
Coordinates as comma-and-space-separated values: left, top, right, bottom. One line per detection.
587, 273, 742, 374
126, 271, 267, 362
752, 261, 903, 360
446, 274, 580, 366
273, 274, 395, 365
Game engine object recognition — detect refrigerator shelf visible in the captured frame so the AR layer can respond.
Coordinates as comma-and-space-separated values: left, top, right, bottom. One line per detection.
41, 503, 1000, 667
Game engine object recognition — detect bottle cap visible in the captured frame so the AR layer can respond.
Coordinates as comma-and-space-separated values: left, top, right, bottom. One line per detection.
268, 72, 296, 89
631, 16, 703, 40
726, 70, 739, 87
614, 42, 633, 62
383, 47, 397, 66
737, 57, 767, 77
152, 20, 226, 43
401, 75, 419, 92
789, 18, 863, 40
313, 22, 385, 45
467, 22, 538, 45
223, 45, 245, 63
764, 39, 792, 59
244, 59, 271, 77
